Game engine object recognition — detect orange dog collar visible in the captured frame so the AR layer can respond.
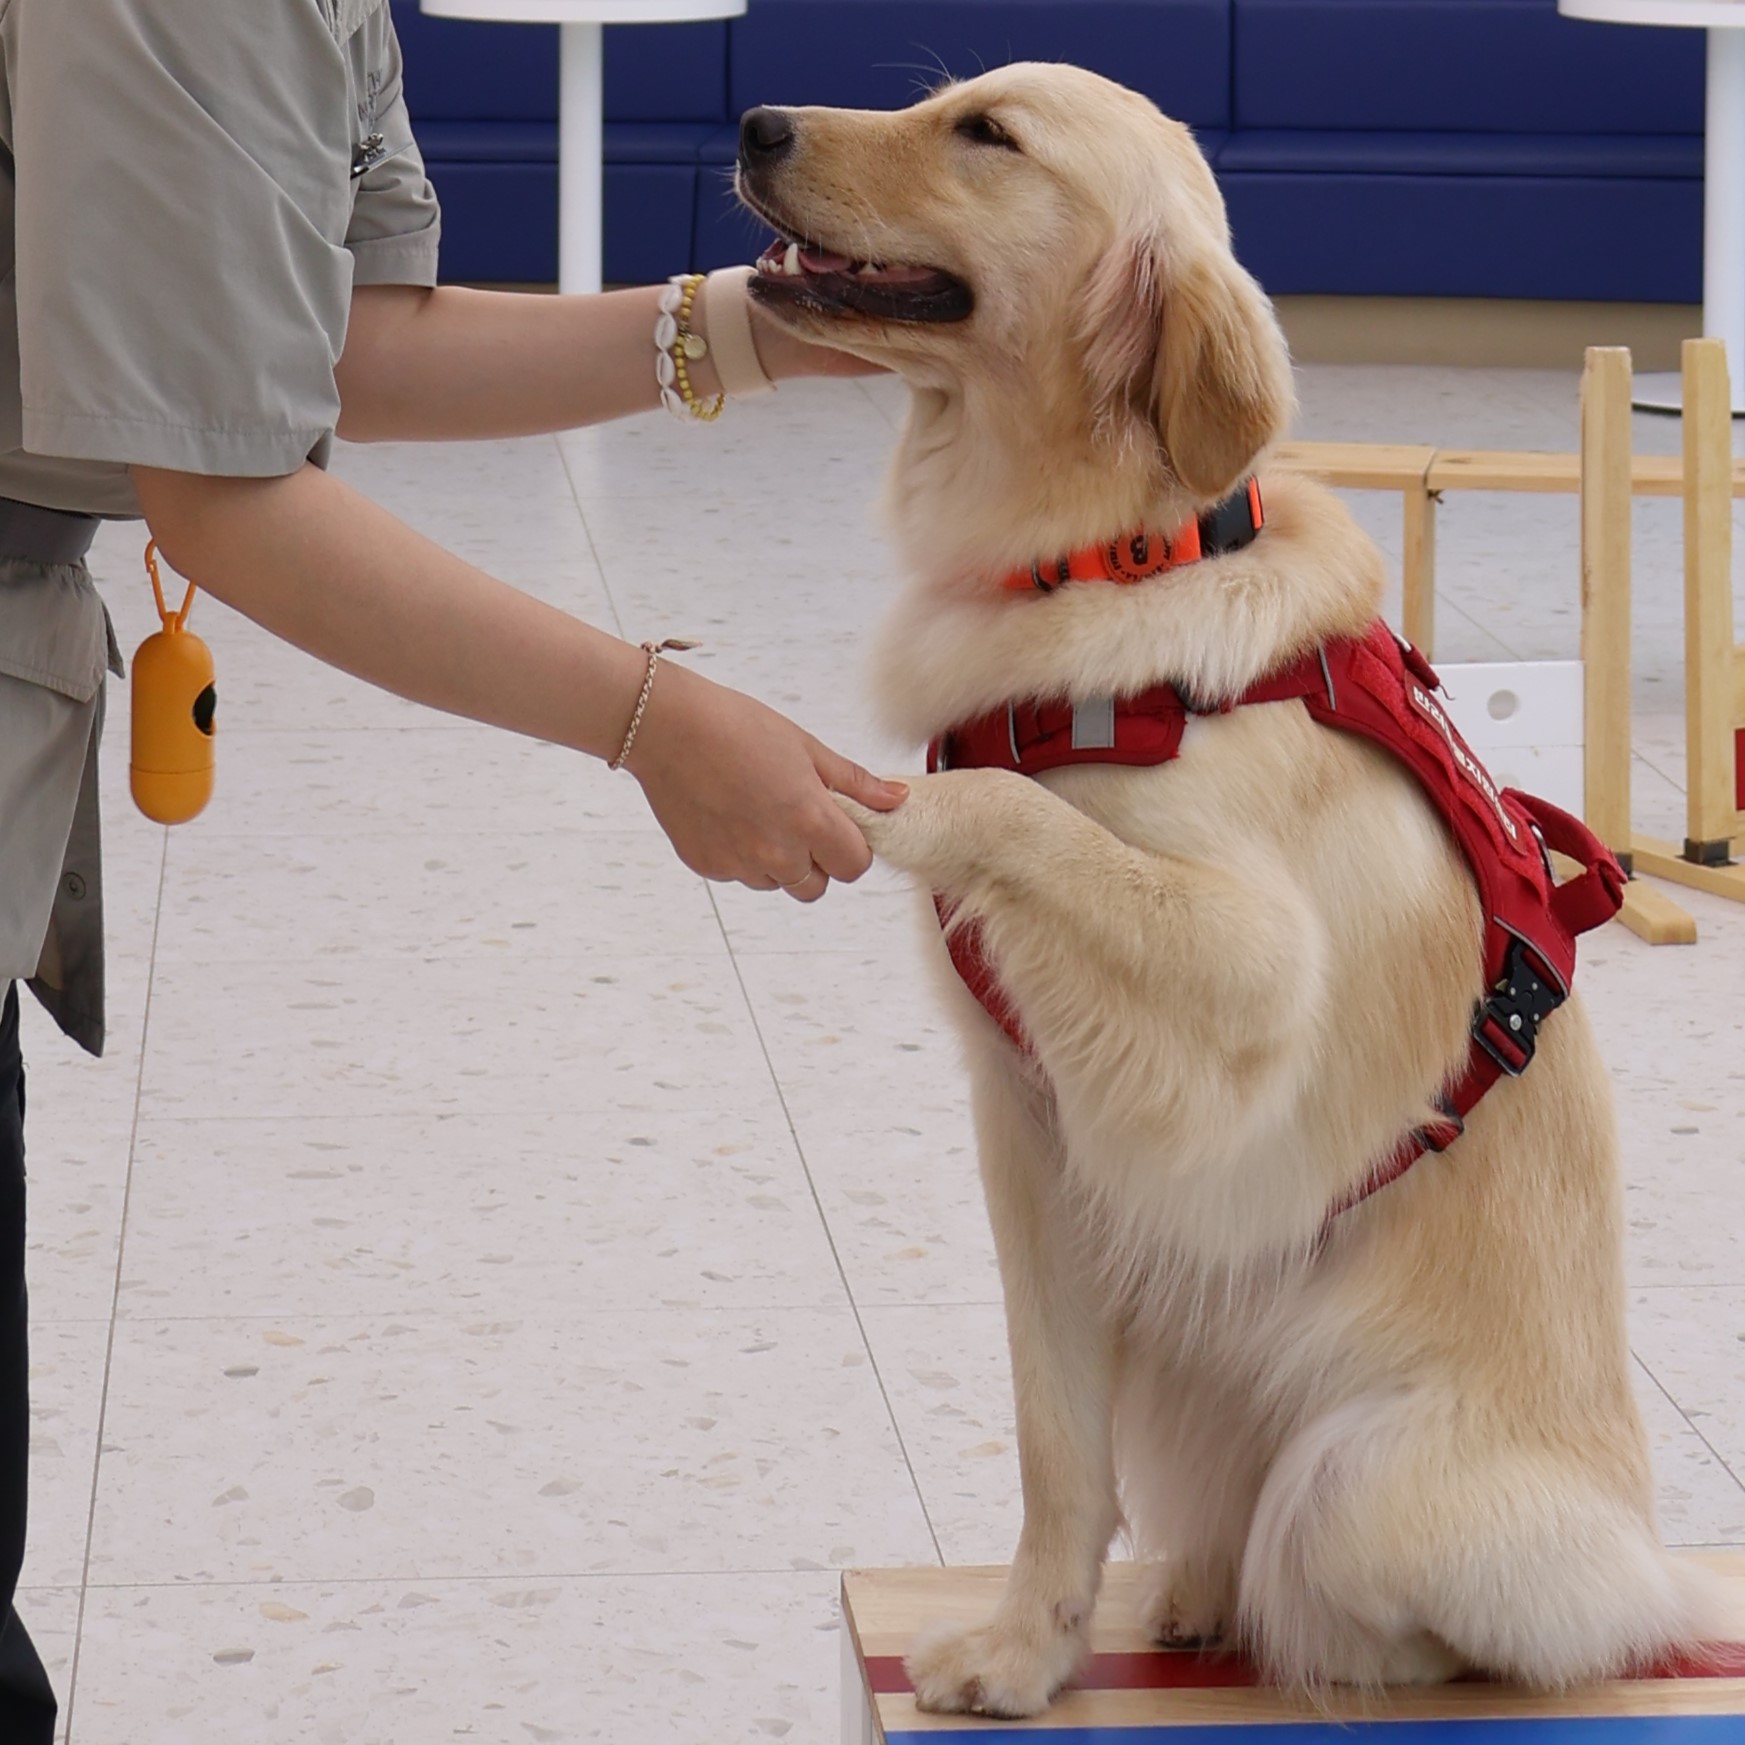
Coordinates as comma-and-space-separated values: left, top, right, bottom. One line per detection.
999, 478, 1265, 593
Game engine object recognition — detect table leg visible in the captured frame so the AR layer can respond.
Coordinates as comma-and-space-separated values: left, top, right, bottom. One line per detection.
558, 19, 604, 295
1635, 25, 1745, 415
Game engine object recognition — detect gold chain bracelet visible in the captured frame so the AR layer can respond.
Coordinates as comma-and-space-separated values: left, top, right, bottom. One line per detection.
609, 638, 698, 771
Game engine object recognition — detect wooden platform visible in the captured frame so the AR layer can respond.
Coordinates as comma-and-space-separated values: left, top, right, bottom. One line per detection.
842, 1558, 1745, 1741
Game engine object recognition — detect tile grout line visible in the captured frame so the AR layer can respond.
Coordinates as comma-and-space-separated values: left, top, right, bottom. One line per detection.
62, 821, 169, 1743
708, 885, 948, 1568
566, 410, 947, 1565
77, 1301, 1009, 1326
555, 433, 629, 643
68, 1565, 864, 1594
1634, 1352, 1745, 1505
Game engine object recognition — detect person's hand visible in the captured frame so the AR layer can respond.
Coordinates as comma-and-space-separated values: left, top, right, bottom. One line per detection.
748, 305, 887, 379
625, 661, 906, 900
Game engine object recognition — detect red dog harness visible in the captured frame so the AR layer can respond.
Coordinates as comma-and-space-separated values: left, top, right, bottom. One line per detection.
928, 490, 1626, 1216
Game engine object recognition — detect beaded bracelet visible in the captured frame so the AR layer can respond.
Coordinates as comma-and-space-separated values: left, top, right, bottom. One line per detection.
655, 274, 725, 423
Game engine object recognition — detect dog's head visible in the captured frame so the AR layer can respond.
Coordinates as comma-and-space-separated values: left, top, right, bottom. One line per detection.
737, 62, 1291, 502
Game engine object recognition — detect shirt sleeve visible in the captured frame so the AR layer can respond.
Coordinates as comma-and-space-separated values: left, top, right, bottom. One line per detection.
12, 0, 360, 477
346, 14, 443, 288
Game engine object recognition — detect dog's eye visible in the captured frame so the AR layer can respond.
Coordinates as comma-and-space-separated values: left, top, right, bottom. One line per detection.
955, 113, 1020, 152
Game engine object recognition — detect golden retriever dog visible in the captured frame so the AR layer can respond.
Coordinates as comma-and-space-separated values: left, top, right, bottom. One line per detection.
737, 63, 1728, 1718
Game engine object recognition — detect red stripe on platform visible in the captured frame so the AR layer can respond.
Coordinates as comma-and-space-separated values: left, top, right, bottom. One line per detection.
863, 1644, 1745, 1697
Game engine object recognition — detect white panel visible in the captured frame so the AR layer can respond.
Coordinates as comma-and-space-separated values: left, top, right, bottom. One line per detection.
1435, 661, 1584, 751
1435, 661, 1586, 817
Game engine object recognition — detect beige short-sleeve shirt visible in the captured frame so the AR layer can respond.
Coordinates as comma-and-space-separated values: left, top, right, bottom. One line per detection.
0, 0, 442, 1051
1, 0, 441, 514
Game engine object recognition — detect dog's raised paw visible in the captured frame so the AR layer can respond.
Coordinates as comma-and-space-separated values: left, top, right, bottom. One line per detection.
905, 1617, 1080, 1719
835, 767, 1042, 885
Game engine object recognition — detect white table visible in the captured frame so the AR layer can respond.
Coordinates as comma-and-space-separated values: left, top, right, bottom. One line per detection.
1561, 0, 1745, 411
419, 0, 748, 295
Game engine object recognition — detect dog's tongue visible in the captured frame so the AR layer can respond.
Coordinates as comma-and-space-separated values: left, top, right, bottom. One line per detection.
796, 246, 944, 286
857, 261, 945, 284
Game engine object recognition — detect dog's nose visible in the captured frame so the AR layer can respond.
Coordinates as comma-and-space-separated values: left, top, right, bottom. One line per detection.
740, 106, 795, 164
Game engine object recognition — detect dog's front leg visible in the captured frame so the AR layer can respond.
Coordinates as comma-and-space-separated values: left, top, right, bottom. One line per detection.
843, 771, 1318, 1198
906, 1057, 1119, 1719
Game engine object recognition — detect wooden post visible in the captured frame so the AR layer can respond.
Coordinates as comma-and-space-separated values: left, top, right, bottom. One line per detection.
1577, 347, 1698, 945
1580, 347, 1633, 870
1402, 483, 1437, 656
1681, 337, 1738, 863
1632, 338, 1745, 907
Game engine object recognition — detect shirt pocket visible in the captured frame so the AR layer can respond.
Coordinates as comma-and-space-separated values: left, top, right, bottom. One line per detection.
0, 564, 107, 704
0, 566, 107, 986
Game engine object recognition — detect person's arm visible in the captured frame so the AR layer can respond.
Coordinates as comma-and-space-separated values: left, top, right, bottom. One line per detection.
131, 462, 904, 896
333, 282, 868, 444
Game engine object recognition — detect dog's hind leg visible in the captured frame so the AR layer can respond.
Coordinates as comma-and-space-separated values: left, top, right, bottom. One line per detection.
1239, 1391, 1728, 1690
1118, 1364, 1267, 1648
905, 1055, 1121, 1719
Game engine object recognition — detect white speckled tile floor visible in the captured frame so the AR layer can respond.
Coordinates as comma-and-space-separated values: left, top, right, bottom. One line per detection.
14, 366, 1745, 1742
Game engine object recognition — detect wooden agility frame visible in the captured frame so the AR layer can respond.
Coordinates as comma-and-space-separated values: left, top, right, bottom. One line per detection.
1276, 430, 1745, 665
1275, 345, 1745, 946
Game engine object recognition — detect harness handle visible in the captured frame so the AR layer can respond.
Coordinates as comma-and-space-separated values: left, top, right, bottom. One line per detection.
1508, 791, 1627, 938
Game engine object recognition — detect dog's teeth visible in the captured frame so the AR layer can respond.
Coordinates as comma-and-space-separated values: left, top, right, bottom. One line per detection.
856, 261, 880, 277
783, 242, 801, 276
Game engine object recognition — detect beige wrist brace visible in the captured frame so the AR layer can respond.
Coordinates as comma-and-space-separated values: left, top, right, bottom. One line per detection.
700, 266, 777, 397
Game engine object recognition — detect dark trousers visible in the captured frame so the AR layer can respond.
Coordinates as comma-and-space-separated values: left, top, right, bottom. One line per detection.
0, 984, 57, 1742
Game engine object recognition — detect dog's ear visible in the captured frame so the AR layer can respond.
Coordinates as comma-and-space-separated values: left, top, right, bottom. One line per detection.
1080, 234, 1292, 501
1078, 235, 1169, 439
1154, 250, 1293, 500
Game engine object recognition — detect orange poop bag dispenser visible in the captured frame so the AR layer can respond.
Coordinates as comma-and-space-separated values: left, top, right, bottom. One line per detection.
130, 541, 216, 824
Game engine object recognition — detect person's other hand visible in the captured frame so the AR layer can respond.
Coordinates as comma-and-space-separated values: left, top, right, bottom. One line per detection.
626, 662, 906, 900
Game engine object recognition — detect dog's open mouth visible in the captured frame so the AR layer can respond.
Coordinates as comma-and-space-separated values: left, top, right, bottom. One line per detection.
752, 235, 974, 324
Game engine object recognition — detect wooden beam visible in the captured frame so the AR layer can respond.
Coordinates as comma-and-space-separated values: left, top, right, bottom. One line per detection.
1277, 441, 1745, 499
1682, 338, 1739, 859
1272, 441, 1437, 490
1428, 450, 1582, 493
1616, 881, 1701, 945
1580, 347, 1634, 862
1632, 835, 1745, 904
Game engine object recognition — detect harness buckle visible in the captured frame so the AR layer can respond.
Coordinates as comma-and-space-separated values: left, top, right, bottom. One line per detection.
1470, 936, 1563, 1079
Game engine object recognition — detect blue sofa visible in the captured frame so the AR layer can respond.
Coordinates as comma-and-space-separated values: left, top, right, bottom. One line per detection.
391, 0, 1705, 301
